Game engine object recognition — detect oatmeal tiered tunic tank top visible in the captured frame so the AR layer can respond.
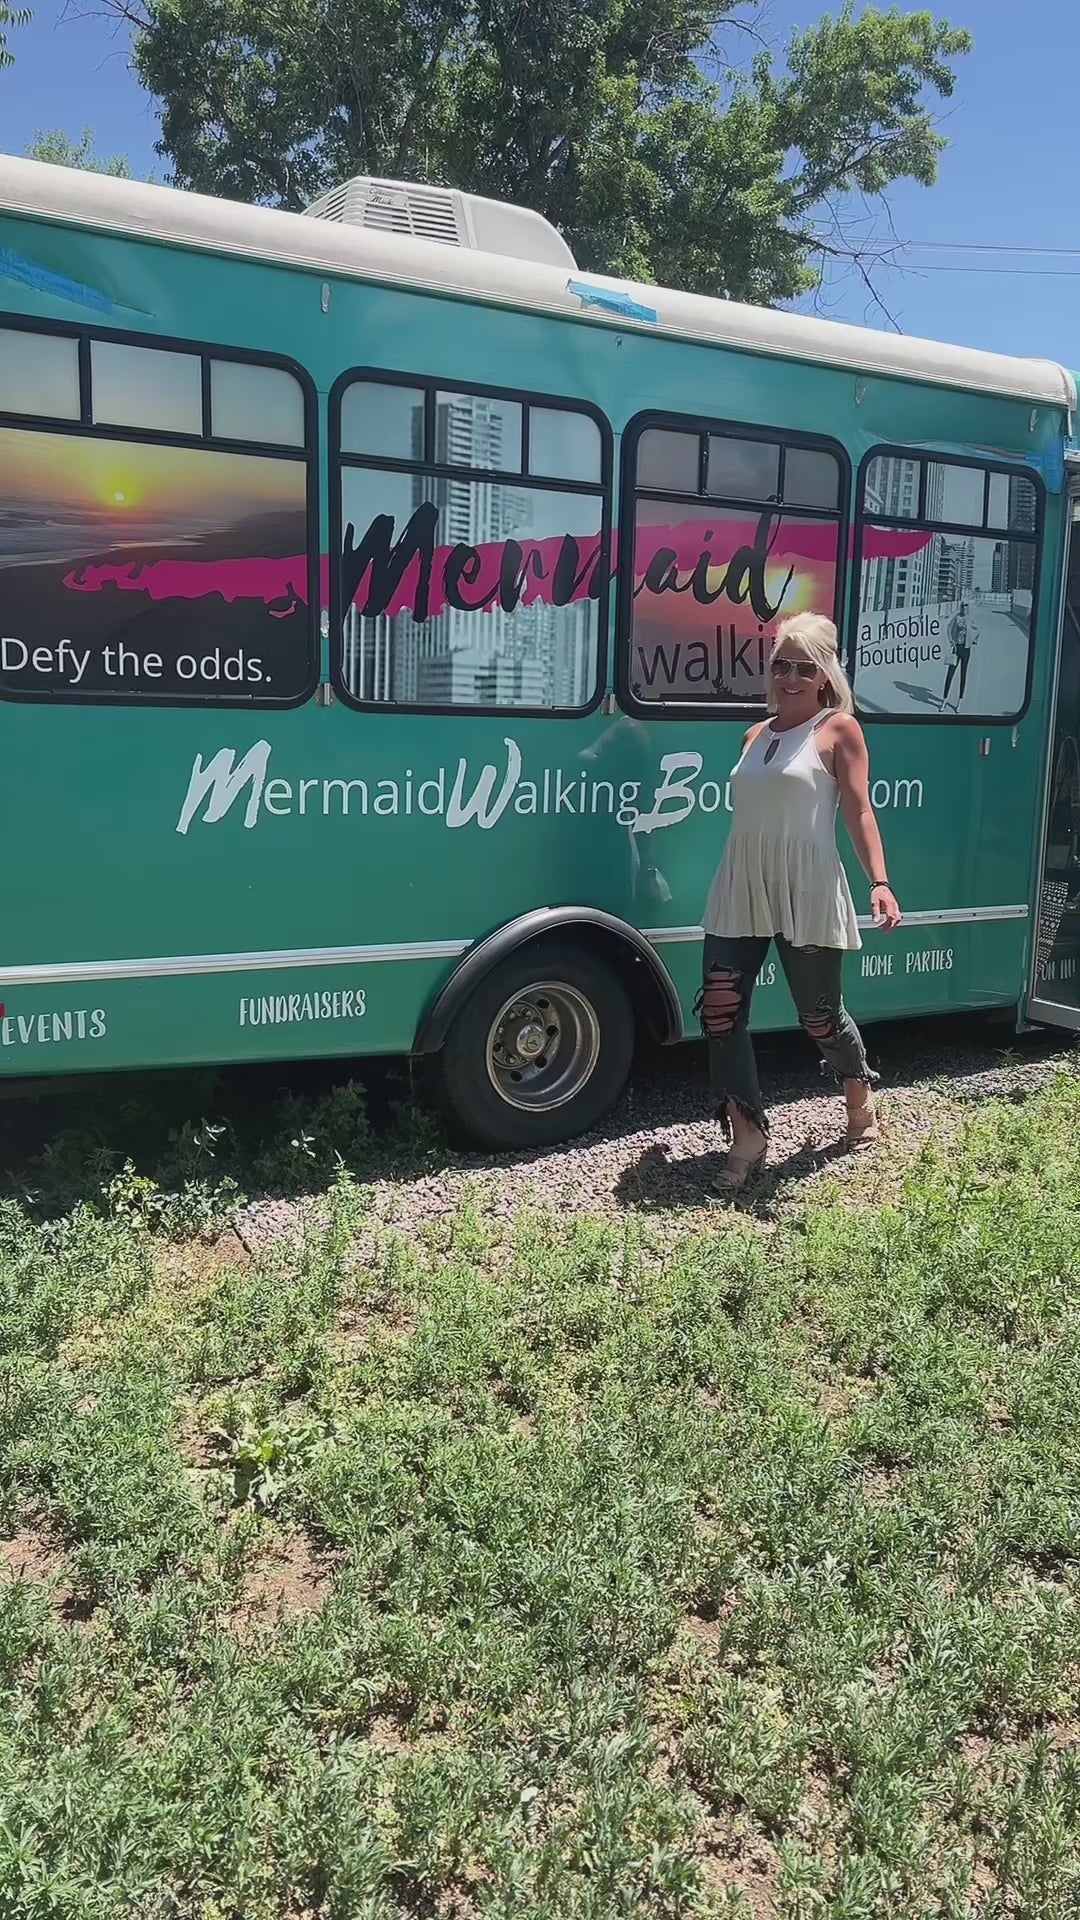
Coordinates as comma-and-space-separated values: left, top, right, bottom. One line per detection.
703, 713, 861, 951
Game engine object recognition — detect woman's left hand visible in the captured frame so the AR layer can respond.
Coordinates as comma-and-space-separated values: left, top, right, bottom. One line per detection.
871, 884, 902, 931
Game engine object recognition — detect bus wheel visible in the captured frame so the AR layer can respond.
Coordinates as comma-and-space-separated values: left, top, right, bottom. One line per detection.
434, 941, 635, 1150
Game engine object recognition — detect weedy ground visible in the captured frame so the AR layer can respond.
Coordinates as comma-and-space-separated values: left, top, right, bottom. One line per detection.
1, 1058, 1078, 1919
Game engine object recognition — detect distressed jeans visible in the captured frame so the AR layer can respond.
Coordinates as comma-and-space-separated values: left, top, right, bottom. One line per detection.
699, 933, 874, 1137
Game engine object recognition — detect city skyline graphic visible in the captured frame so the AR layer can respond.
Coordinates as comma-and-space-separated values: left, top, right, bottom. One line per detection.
857, 454, 1037, 717
341, 391, 600, 709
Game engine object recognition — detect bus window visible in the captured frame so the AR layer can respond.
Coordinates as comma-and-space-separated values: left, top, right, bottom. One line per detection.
339, 380, 424, 460
0, 327, 80, 420
853, 449, 1042, 722
618, 414, 848, 713
209, 359, 306, 448
0, 321, 317, 707
331, 373, 610, 714
705, 436, 780, 503
528, 409, 602, 485
91, 340, 202, 436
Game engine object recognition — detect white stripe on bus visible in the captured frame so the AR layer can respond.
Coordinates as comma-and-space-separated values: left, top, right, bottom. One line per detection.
644, 905, 1029, 943
0, 940, 472, 988
0, 904, 1030, 988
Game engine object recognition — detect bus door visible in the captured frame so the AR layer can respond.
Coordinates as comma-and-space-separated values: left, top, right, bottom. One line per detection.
1030, 494, 1080, 1026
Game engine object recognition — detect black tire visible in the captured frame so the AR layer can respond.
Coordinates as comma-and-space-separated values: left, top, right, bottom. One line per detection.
432, 940, 635, 1150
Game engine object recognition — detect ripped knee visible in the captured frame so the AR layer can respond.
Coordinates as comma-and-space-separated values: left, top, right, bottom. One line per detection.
700, 967, 745, 1038
801, 998, 841, 1045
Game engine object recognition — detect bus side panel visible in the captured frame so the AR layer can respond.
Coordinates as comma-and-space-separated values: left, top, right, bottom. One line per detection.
0, 209, 1064, 1074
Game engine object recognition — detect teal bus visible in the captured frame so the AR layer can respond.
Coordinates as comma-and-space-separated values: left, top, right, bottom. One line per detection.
1, 155, 1078, 1147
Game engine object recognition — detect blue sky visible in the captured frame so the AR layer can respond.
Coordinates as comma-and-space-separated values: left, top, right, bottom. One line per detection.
1, 0, 1075, 362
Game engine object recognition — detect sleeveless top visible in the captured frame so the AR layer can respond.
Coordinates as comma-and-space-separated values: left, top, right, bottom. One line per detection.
703, 713, 861, 950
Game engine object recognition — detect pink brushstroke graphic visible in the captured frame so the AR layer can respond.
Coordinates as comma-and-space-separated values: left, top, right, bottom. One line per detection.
64, 555, 321, 615
62, 524, 932, 618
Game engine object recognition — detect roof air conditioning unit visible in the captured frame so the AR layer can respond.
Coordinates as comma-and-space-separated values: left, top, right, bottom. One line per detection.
303, 175, 576, 270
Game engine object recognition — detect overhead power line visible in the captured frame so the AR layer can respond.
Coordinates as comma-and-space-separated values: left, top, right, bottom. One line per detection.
811, 230, 1080, 260
809, 235, 1080, 278
901, 240, 1080, 257
909, 264, 1080, 278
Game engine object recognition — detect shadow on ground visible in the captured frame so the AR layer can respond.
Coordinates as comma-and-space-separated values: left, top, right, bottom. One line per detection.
0, 1012, 1071, 1226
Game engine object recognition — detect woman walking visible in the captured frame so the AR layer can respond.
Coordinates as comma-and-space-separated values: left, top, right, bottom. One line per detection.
942, 601, 977, 712
700, 613, 902, 1195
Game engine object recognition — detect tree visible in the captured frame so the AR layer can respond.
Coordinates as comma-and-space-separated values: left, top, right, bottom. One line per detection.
26, 128, 132, 176
0, 3, 31, 72
98, 0, 971, 304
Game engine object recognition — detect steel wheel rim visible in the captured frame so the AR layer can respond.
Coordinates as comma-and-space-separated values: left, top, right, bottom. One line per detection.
485, 981, 601, 1113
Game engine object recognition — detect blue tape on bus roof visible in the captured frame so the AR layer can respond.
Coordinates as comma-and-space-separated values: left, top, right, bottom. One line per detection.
0, 249, 115, 315
567, 280, 659, 325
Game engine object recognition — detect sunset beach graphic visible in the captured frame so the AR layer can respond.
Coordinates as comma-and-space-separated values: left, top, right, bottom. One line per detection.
0, 427, 311, 697
630, 501, 865, 704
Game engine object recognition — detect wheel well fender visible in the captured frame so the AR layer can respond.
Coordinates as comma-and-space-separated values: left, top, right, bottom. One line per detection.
411, 908, 684, 1055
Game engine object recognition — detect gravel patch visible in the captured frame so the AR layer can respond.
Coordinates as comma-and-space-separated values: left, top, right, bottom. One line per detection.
233, 1019, 1079, 1253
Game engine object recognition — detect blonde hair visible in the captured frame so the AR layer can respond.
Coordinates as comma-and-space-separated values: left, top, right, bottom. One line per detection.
768, 612, 853, 715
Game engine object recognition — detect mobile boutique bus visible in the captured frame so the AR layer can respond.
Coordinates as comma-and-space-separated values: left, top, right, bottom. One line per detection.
1, 157, 1078, 1145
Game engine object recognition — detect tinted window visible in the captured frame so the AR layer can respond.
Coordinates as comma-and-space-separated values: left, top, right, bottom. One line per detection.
334, 377, 609, 712
91, 341, 202, 435
529, 407, 602, 484
623, 421, 846, 711
0, 328, 80, 420
705, 436, 779, 502
0, 329, 315, 707
435, 391, 523, 471
339, 381, 425, 459
784, 446, 840, 510
637, 429, 699, 492
210, 359, 305, 447
855, 451, 1040, 721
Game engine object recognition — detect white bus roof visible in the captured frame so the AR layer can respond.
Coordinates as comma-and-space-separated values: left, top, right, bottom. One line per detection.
0, 153, 1074, 414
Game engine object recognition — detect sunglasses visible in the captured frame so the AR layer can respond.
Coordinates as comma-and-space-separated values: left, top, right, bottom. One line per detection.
770, 657, 819, 680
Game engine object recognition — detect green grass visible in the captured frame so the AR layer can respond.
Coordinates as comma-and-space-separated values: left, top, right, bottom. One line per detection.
1, 1078, 1079, 1918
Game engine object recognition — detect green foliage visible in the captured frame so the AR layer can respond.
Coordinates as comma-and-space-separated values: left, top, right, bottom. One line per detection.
25, 127, 132, 178
9, 1074, 373, 1227
0, 3, 30, 74
102, 0, 972, 301
1, 1077, 1080, 1914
